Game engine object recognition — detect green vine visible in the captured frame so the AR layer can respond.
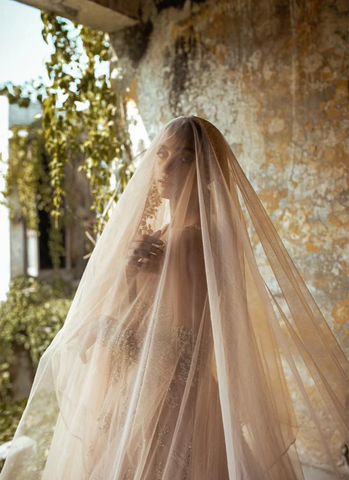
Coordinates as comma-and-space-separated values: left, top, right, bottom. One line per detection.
0, 13, 134, 268
0, 123, 49, 231
0, 398, 28, 470
0, 275, 73, 403
0, 276, 73, 471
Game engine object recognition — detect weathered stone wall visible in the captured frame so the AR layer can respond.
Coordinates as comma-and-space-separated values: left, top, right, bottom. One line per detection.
110, 0, 348, 467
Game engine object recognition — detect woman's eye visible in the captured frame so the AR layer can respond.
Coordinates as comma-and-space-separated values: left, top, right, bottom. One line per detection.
157, 150, 168, 159
156, 150, 193, 163
180, 156, 193, 163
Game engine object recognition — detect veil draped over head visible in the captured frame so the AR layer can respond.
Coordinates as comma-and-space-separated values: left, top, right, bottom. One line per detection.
1, 115, 348, 480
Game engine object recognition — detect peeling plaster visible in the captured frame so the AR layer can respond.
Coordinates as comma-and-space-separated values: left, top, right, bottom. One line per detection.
109, 0, 349, 466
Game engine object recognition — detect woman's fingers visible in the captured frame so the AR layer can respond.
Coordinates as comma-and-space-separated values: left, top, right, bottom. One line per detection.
132, 235, 164, 247
128, 245, 161, 258
128, 239, 165, 257
126, 248, 161, 267
136, 230, 164, 243
126, 257, 143, 267
128, 242, 154, 253
126, 230, 165, 267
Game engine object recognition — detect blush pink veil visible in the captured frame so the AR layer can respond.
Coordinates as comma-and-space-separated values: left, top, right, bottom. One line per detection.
0, 115, 348, 480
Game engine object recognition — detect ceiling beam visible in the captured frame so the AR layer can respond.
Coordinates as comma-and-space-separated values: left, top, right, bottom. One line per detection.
15, 0, 140, 32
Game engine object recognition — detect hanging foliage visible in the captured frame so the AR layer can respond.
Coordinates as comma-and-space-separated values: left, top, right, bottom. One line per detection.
0, 275, 74, 465
0, 123, 49, 231
0, 12, 134, 268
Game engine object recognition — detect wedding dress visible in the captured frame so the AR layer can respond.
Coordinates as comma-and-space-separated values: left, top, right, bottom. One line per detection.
0, 115, 348, 480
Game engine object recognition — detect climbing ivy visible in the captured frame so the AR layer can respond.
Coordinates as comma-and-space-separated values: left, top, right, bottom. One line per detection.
0, 275, 74, 403
0, 275, 73, 470
0, 398, 27, 470
0, 12, 135, 268
0, 123, 49, 231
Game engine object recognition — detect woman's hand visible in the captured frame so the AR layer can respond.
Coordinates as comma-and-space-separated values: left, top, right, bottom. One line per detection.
126, 229, 165, 268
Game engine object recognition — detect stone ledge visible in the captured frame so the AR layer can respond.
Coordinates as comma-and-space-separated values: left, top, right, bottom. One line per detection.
17, 0, 140, 32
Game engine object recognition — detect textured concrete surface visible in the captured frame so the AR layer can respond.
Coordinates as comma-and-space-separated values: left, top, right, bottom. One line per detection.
109, 0, 348, 468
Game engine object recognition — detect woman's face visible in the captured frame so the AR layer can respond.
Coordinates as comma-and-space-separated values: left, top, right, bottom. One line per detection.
155, 130, 196, 200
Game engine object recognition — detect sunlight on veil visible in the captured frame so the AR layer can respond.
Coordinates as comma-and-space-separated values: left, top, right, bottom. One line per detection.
0, 115, 348, 480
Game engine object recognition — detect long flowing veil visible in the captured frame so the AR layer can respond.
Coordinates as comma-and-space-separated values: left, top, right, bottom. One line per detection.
1, 115, 348, 480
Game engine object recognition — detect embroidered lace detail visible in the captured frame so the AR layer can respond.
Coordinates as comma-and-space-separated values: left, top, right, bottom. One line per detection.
96, 296, 156, 389
118, 381, 129, 431
165, 385, 180, 409
138, 180, 163, 236
183, 224, 201, 231
136, 436, 147, 450
92, 301, 201, 477
120, 328, 141, 364
99, 327, 142, 387
169, 223, 202, 234
176, 325, 196, 355
98, 412, 112, 432
157, 424, 170, 447
171, 441, 192, 480
155, 461, 164, 479
123, 466, 137, 480
172, 324, 201, 386
96, 295, 155, 353
86, 441, 93, 456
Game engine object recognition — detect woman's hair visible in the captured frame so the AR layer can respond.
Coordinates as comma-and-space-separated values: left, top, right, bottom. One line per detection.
164, 116, 213, 187
163, 116, 232, 208
164, 115, 203, 145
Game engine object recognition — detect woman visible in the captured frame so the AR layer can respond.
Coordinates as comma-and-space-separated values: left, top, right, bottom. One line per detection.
1, 115, 348, 480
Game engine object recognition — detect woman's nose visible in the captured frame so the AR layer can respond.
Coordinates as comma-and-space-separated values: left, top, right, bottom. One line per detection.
163, 152, 182, 174
162, 156, 176, 176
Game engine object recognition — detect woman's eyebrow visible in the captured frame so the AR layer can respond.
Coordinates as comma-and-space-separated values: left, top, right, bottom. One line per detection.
159, 144, 195, 152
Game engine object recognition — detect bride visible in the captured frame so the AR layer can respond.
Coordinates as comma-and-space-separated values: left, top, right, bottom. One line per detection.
1, 115, 348, 480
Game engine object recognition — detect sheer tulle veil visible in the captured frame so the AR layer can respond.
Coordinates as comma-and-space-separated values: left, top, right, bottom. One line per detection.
1, 115, 348, 480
